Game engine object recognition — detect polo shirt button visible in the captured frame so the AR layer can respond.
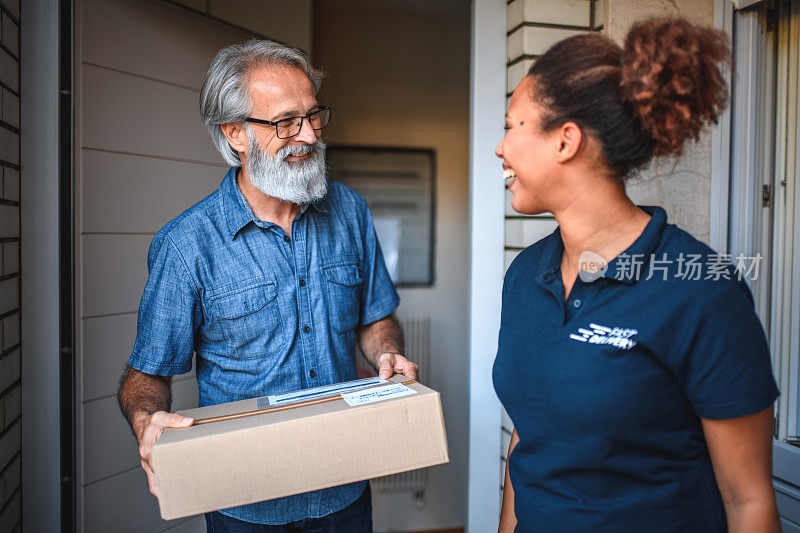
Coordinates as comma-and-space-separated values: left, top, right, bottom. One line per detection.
309, 369, 316, 378
573, 299, 582, 308
299, 278, 306, 287
303, 325, 311, 333
283, 235, 290, 243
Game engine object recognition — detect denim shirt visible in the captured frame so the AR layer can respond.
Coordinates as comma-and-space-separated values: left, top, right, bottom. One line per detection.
128, 167, 400, 524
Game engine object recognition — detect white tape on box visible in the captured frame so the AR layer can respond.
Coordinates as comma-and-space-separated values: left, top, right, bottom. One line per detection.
341, 383, 417, 407
264, 377, 388, 407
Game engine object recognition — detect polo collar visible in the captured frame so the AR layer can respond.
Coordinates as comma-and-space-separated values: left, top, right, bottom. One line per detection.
535, 227, 565, 282
220, 167, 329, 240
535, 205, 667, 285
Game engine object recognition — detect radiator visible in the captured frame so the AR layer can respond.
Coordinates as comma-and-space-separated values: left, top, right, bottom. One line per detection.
356, 316, 431, 495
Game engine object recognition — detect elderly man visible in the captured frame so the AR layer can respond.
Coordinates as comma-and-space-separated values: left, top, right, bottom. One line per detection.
116, 39, 417, 532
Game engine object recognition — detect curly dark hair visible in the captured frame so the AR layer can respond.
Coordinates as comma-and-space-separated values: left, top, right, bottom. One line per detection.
527, 18, 731, 180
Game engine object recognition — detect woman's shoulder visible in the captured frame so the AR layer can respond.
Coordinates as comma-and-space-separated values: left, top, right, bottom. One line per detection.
653, 222, 756, 306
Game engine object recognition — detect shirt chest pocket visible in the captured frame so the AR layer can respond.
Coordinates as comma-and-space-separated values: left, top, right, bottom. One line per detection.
204, 279, 286, 358
324, 259, 363, 333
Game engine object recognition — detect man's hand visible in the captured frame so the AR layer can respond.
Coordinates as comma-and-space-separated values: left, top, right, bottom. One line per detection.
118, 365, 195, 499
133, 410, 194, 497
377, 352, 419, 381
357, 314, 417, 380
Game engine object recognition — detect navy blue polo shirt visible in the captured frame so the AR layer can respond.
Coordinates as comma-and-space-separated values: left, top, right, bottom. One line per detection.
493, 206, 778, 532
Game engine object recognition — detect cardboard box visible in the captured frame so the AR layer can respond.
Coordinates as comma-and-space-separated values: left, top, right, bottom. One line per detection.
152, 376, 449, 520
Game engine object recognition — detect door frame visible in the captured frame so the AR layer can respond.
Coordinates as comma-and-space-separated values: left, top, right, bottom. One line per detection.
23, 1, 509, 531
466, 0, 506, 530
20, 0, 64, 531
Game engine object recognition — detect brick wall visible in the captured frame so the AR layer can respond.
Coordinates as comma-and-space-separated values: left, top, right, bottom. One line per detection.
0, 0, 20, 530
503, 0, 604, 272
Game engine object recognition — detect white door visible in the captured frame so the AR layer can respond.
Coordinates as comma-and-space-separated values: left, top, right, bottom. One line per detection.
73, 1, 308, 530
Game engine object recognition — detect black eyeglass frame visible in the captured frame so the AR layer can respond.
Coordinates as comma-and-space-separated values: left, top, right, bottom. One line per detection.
244, 106, 332, 139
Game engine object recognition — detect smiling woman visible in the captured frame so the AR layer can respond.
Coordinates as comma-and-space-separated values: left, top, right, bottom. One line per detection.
494, 17, 780, 533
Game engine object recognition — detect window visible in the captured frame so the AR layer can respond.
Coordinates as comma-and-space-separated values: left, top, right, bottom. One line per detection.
728, 0, 800, 491
766, 0, 800, 445
325, 146, 436, 287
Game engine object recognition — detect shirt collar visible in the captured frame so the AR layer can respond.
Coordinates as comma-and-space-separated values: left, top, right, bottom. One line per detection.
535, 227, 565, 282
535, 205, 667, 285
220, 167, 329, 240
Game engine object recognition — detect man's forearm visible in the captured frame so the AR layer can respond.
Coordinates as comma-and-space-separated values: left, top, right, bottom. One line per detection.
117, 365, 173, 436
357, 314, 404, 370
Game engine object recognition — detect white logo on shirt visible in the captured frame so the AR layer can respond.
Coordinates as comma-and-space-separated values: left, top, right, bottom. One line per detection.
569, 323, 638, 350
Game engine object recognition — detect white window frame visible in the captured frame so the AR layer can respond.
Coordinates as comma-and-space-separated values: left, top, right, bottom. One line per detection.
768, 0, 799, 443
723, 0, 800, 489
711, 0, 735, 254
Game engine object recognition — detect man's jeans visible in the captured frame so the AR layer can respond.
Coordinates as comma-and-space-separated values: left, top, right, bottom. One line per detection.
204, 485, 372, 533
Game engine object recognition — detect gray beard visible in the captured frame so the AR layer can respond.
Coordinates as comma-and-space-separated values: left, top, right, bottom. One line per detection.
243, 132, 328, 205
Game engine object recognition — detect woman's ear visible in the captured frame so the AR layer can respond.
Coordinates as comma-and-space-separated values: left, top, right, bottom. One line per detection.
220, 122, 248, 156
555, 121, 583, 163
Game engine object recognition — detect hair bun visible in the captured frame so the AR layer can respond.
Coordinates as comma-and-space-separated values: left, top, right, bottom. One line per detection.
620, 18, 730, 158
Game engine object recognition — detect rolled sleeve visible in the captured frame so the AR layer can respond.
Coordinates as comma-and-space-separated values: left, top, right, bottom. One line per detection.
673, 282, 779, 420
356, 198, 400, 325
128, 232, 201, 376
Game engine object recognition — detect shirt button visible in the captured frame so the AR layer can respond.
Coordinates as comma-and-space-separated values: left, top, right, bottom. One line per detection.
573, 299, 582, 308
303, 325, 311, 333
309, 369, 316, 378
283, 235, 290, 243
299, 278, 306, 287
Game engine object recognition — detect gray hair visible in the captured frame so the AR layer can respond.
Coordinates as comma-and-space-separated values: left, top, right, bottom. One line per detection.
199, 39, 323, 167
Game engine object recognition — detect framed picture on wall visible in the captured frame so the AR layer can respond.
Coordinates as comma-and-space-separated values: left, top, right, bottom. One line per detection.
325, 146, 436, 287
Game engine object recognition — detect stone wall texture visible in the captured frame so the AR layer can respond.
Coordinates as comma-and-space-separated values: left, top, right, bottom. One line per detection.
605, 0, 716, 244
504, 0, 717, 249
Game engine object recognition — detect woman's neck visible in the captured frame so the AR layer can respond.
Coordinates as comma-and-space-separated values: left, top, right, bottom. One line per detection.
552, 179, 651, 294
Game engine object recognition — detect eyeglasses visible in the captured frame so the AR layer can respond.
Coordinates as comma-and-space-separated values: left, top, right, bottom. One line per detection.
244, 106, 332, 139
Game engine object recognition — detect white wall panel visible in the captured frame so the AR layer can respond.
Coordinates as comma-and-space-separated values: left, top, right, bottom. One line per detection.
507, 0, 592, 29
172, 375, 200, 411
81, 314, 137, 402
80, 64, 220, 163
166, 516, 206, 532
505, 217, 558, 248
504, 249, 520, 272
81, 395, 140, 485
506, 59, 534, 92
82, 378, 198, 485
81, 150, 224, 234
507, 26, 585, 61
80, 0, 253, 90
83, 467, 187, 533
208, 0, 312, 52
82, 314, 197, 402
81, 234, 151, 318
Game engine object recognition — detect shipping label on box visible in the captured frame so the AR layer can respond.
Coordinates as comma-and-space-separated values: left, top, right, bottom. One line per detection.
151, 376, 449, 520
